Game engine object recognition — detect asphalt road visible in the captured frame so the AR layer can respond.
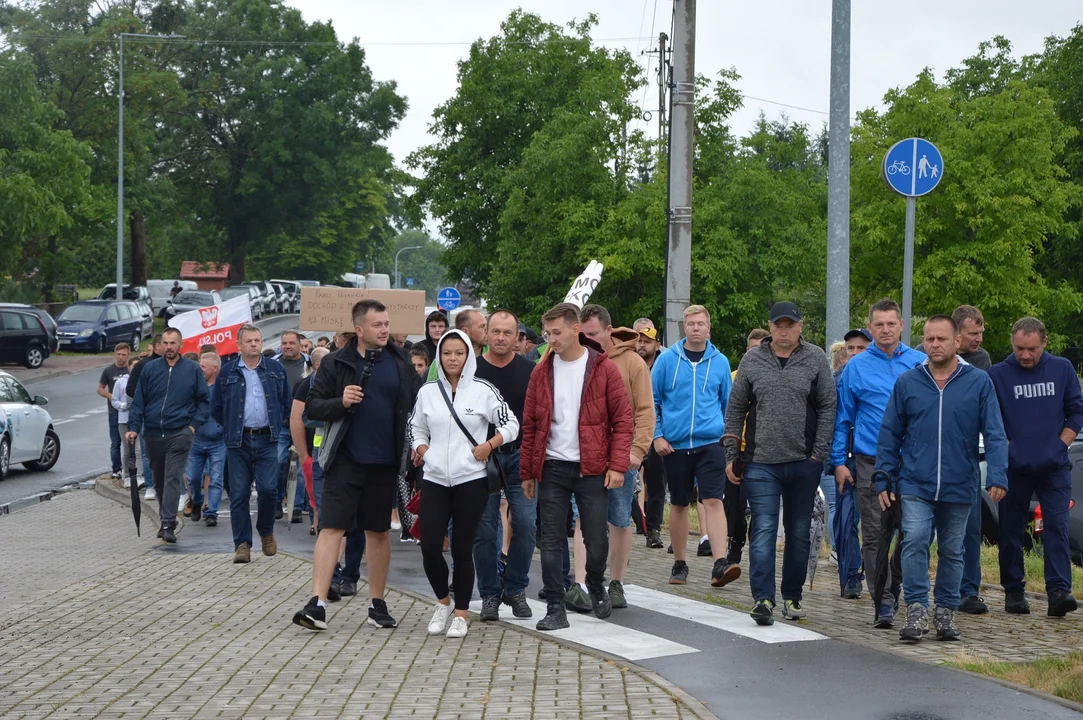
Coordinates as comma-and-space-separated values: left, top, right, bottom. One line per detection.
0, 313, 302, 506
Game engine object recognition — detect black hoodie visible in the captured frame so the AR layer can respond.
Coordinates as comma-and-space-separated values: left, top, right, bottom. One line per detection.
418, 310, 448, 363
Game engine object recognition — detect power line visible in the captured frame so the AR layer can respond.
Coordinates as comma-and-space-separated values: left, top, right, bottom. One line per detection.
740, 94, 828, 116
9, 34, 657, 48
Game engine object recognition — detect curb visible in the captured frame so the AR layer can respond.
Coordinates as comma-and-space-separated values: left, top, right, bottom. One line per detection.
278, 549, 720, 720
942, 664, 1083, 715
0, 467, 107, 517
94, 477, 186, 538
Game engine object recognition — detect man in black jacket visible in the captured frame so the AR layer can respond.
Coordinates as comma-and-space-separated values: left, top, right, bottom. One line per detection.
126, 333, 163, 498
293, 299, 422, 632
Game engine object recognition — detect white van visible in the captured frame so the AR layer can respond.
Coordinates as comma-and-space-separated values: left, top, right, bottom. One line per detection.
365, 273, 391, 289
148, 279, 197, 316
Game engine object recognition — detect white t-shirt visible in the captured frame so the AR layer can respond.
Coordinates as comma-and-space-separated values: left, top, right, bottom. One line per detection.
546, 350, 589, 462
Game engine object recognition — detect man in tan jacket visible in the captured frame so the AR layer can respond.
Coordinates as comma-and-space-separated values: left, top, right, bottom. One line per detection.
575, 304, 655, 609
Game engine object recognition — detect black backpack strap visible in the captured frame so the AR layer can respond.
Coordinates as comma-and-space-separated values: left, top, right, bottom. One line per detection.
437, 381, 478, 447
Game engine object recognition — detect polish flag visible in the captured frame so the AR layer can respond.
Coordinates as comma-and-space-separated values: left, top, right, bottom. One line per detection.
167, 294, 252, 356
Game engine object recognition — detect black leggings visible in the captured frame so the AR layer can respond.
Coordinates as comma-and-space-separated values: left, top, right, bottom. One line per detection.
420, 477, 489, 610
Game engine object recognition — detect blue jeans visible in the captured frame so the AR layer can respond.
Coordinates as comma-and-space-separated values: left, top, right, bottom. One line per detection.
108, 413, 122, 472
473, 452, 537, 599
186, 437, 226, 517
959, 493, 983, 598
227, 433, 279, 549
901, 495, 971, 609
744, 459, 821, 603
819, 473, 836, 549
140, 433, 152, 486
333, 529, 366, 585
607, 470, 638, 527
276, 432, 291, 504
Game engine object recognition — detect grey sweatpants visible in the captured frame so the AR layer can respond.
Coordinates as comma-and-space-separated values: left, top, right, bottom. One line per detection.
854, 454, 902, 597
145, 429, 195, 530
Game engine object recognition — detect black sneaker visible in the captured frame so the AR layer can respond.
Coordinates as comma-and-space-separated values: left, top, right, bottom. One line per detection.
479, 596, 501, 622
537, 586, 547, 600
205, 515, 218, 527
646, 530, 664, 549
750, 599, 775, 626
367, 598, 397, 628
899, 603, 929, 642
588, 584, 612, 619
536, 601, 570, 631
161, 525, 177, 544
291, 508, 303, 524
667, 543, 674, 554
156, 527, 164, 539
711, 559, 741, 588
958, 595, 988, 615
840, 581, 862, 600
293, 596, 327, 631
697, 537, 713, 557
609, 580, 627, 609
725, 539, 743, 565
934, 606, 961, 641
1005, 589, 1031, 614
669, 561, 689, 585
275, 503, 284, 520
327, 583, 342, 603
339, 581, 357, 597
503, 592, 533, 619
190, 504, 202, 523
1047, 590, 1079, 617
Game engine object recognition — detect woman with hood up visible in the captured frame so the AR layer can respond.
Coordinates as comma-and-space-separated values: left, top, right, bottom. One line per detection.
409, 329, 519, 639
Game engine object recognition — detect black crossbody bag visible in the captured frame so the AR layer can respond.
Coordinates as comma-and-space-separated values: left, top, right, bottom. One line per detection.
436, 382, 504, 495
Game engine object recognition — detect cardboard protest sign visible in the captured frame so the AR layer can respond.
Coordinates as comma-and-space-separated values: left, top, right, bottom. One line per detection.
299, 287, 426, 334
167, 294, 252, 356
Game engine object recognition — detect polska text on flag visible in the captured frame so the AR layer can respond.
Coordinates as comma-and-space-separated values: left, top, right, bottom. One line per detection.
167, 294, 252, 356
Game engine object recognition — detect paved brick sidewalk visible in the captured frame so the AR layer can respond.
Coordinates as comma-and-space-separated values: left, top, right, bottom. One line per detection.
627, 529, 1083, 665
0, 492, 710, 720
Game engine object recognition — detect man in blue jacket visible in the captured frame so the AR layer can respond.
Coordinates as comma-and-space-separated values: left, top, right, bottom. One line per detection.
212, 324, 293, 563
875, 315, 1008, 642
832, 299, 926, 627
125, 327, 210, 544
185, 352, 226, 527
651, 304, 737, 588
989, 317, 1083, 617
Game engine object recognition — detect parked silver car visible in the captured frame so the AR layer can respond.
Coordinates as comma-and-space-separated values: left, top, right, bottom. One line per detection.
164, 290, 223, 319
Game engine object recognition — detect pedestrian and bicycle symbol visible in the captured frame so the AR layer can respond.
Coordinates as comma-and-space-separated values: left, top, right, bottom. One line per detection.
437, 286, 461, 312
883, 138, 944, 197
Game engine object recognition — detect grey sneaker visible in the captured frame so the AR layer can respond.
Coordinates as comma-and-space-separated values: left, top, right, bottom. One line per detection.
934, 606, 961, 641
502, 592, 532, 619
536, 601, 570, 631
782, 599, 805, 620
564, 585, 592, 613
479, 596, 501, 622
899, 603, 929, 642
609, 580, 628, 609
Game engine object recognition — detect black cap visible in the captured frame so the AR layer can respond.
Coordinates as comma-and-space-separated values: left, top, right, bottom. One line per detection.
769, 301, 802, 323
844, 328, 872, 342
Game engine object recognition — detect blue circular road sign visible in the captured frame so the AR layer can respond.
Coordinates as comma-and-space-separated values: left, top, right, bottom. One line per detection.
883, 138, 944, 197
437, 287, 461, 312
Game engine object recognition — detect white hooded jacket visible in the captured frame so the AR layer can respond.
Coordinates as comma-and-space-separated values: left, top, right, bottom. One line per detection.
409, 329, 520, 487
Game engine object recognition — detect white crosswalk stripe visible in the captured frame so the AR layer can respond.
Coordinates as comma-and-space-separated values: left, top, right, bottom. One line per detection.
53, 419, 75, 425
623, 584, 827, 643
68, 414, 89, 419
468, 598, 697, 661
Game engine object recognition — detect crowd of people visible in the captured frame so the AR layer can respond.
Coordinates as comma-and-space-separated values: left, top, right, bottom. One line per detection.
98, 295, 1080, 643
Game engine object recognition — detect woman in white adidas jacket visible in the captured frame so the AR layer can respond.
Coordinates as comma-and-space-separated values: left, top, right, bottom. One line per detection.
409, 329, 519, 639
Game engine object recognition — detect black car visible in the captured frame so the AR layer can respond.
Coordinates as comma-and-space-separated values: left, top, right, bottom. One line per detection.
0, 308, 54, 368
0, 303, 58, 347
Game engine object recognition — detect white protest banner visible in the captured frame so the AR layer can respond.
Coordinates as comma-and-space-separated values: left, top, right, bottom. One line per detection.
167, 294, 252, 356
563, 260, 605, 308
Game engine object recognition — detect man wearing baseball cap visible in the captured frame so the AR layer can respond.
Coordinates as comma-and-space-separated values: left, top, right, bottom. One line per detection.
844, 329, 871, 358
724, 301, 836, 625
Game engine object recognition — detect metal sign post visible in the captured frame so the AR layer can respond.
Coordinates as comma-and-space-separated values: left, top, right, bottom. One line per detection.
882, 137, 944, 345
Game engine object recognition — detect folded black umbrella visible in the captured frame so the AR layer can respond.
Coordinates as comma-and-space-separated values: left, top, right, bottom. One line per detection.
127, 438, 141, 537
870, 470, 902, 622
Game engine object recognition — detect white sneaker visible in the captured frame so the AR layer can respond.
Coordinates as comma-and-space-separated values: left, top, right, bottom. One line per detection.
144, 488, 156, 501
123, 477, 131, 489
178, 494, 188, 513
829, 550, 839, 567
446, 616, 469, 639
427, 602, 454, 635
390, 521, 402, 531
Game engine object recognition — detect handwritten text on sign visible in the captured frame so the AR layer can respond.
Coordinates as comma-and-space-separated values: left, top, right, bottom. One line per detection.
299, 287, 426, 334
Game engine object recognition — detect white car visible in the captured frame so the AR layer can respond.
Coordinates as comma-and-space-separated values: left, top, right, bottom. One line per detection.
0, 371, 60, 480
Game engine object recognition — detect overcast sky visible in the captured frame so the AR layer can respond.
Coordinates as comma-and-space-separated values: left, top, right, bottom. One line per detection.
288, 1, 1081, 169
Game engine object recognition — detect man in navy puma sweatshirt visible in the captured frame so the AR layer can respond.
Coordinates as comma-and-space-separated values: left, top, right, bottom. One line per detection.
989, 317, 1083, 617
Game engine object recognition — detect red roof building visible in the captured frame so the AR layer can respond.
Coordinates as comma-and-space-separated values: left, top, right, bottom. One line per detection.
180, 261, 231, 292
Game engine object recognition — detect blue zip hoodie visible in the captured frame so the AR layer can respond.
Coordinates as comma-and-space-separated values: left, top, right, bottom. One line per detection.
988, 352, 1083, 475
651, 339, 732, 449
875, 360, 1008, 504
831, 341, 926, 465
127, 356, 210, 437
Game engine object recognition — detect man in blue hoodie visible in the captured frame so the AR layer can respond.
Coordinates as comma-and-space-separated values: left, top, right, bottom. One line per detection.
875, 315, 1008, 642
651, 304, 737, 588
832, 299, 925, 627
989, 317, 1083, 617
125, 327, 210, 544
185, 352, 226, 527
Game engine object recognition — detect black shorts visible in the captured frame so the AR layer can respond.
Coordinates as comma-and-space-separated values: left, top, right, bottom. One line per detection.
319, 456, 398, 533
662, 443, 727, 507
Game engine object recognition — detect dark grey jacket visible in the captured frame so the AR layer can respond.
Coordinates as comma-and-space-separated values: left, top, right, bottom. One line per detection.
724, 338, 836, 465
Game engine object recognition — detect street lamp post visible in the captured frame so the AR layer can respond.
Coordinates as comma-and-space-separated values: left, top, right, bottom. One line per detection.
394, 246, 422, 288
116, 32, 184, 299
